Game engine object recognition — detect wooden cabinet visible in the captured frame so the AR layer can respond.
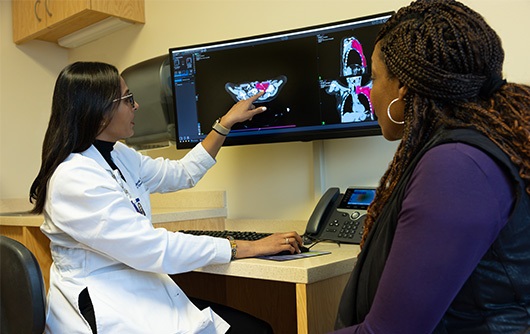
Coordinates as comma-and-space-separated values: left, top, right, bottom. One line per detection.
12, 0, 145, 46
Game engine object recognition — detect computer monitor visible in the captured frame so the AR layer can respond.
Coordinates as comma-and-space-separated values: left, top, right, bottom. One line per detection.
169, 12, 393, 149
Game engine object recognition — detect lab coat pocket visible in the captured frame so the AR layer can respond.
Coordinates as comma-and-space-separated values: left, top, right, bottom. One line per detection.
135, 183, 152, 216
163, 276, 228, 333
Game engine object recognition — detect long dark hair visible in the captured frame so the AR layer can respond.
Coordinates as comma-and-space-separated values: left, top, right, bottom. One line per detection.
29, 62, 122, 214
361, 0, 530, 246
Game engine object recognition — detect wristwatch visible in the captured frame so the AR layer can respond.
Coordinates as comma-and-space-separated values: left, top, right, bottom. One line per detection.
212, 118, 230, 136
226, 236, 237, 260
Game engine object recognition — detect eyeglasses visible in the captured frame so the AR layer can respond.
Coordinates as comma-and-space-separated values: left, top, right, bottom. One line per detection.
112, 92, 135, 107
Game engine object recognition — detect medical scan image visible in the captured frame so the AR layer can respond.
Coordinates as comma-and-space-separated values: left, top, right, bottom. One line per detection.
225, 75, 288, 103
321, 36, 374, 123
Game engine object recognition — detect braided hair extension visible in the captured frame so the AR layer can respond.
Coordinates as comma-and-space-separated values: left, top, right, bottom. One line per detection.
360, 0, 530, 247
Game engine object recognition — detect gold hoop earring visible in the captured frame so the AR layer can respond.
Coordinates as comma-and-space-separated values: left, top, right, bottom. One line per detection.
387, 98, 405, 125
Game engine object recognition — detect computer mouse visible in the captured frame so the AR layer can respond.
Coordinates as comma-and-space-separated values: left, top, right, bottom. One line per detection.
274, 245, 310, 256
299, 245, 310, 253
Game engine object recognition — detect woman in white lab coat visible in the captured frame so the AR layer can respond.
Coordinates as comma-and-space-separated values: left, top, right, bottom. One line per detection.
29, 62, 303, 334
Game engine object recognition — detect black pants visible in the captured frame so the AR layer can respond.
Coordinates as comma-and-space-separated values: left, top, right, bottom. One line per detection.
79, 289, 273, 334
79, 288, 97, 334
190, 297, 274, 334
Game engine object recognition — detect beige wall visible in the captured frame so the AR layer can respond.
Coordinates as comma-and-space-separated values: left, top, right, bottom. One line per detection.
0, 0, 68, 204
1, 0, 529, 221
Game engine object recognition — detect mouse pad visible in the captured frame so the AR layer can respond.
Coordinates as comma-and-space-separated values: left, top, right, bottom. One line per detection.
258, 250, 331, 261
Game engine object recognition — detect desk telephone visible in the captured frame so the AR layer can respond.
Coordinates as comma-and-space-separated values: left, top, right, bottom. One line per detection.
303, 187, 376, 245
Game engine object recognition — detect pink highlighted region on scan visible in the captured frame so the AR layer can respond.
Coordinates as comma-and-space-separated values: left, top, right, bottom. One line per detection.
225, 75, 287, 103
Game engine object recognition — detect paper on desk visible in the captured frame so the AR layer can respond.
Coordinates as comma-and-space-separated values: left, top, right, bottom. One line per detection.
258, 250, 331, 261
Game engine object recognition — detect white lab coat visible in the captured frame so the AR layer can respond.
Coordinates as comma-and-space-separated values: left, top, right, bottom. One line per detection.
41, 142, 232, 333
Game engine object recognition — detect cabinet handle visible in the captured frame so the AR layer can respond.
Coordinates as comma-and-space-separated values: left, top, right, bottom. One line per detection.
44, 0, 52, 17
34, 0, 42, 22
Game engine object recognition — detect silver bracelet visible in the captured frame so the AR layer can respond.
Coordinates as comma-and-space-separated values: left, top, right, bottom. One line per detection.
212, 118, 230, 136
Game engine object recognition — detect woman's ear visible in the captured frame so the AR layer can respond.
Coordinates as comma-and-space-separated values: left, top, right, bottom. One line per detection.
398, 84, 408, 100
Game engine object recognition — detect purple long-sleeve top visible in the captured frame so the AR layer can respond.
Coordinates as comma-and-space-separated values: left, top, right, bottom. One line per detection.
332, 142, 515, 334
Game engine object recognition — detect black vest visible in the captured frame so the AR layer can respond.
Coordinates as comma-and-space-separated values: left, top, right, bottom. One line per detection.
335, 129, 530, 333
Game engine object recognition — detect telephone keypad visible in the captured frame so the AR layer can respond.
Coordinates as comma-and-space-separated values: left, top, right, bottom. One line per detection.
319, 209, 366, 244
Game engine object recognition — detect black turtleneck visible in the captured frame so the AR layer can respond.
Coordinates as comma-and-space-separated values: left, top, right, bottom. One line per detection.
93, 140, 125, 180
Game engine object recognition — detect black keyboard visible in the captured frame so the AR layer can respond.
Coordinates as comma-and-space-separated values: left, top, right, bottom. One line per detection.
180, 230, 311, 256
179, 230, 272, 241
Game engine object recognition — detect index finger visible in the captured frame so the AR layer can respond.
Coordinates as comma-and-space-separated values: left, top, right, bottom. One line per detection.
293, 233, 303, 245
247, 90, 265, 103
285, 232, 303, 245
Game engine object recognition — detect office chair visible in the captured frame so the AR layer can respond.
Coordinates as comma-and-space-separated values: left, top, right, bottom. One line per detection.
0, 235, 46, 334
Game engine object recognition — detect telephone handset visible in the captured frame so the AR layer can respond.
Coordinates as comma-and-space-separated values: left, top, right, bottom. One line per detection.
303, 187, 376, 245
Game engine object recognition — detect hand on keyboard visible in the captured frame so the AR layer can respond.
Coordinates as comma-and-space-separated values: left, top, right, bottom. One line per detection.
180, 229, 304, 258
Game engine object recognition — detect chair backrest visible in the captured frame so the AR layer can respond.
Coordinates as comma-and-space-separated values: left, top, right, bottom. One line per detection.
0, 235, 46, 334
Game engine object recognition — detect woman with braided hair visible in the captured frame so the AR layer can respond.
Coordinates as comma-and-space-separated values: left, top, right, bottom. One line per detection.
333, 0, 530, 333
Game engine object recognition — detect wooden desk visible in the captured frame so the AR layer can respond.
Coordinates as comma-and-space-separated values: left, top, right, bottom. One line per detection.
172, 243, 358, 334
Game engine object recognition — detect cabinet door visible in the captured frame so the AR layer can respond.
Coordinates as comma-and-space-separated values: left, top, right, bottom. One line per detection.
13, 0, 145, 45
44, 0, 90, 27
12, 0, 47, 42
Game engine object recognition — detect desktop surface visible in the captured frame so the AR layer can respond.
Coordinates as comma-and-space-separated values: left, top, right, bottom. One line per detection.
192, 242, 358, 284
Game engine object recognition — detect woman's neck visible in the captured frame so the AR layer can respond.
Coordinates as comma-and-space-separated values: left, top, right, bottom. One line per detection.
93, 140, 118, 170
